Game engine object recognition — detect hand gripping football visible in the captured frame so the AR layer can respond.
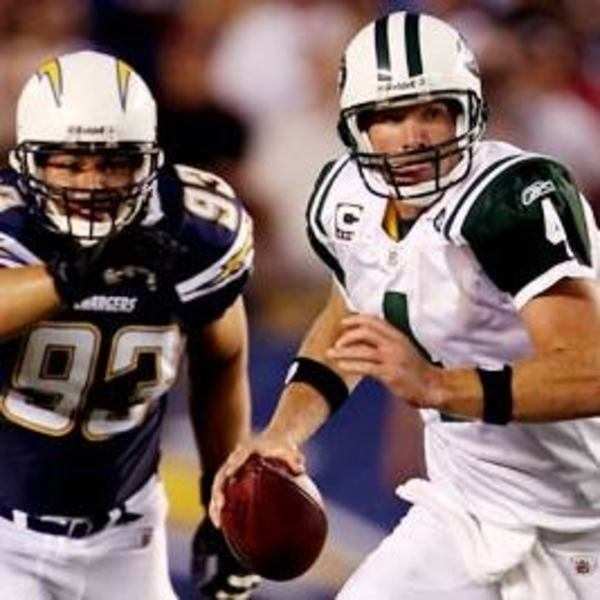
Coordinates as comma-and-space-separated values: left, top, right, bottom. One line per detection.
221, 454, 328, 581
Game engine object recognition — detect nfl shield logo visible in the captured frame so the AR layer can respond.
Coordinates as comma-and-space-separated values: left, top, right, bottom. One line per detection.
570, 555, 597, 576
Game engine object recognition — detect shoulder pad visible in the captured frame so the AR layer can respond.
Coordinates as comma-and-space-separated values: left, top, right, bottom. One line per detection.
306, 155, 356, 240
165, 165, 253, 304
172, 164, 242, 232
305, 155, 356, 286
451, 156, 594, 303
0, 169, 40, 268
442, 152, 526, 242
174, 164, 236, 200
460, 156, 587, 251
0, 168, 25, 212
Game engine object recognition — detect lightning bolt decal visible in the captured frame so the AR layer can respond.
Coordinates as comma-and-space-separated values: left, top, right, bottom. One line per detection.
37, 58, 63, 107
116, 59, 132, 110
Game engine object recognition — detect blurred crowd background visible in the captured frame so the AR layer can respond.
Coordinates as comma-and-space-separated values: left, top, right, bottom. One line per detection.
1, 0, 599, 597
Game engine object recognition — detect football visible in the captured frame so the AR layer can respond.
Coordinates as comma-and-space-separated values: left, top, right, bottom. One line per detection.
221, 454, 328, 581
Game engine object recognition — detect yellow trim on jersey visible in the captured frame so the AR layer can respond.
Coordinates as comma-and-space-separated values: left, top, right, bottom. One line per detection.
218, 224, 253, 282
382, 200, 400, 242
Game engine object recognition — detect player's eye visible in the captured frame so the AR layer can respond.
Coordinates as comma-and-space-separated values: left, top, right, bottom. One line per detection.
358, 108, 409, 130
422, 104, 448, 121
104, 157, 128, 169
47, 160, 81, 171
102, 155, 144, 172
34, 154, 72, 170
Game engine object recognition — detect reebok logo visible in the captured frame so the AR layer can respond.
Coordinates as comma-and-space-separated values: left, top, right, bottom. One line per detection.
74, 295, 138, 313
521, 180, 557, 206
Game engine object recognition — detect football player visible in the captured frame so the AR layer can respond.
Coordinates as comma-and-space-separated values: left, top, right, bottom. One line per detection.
211, 11, 600, 600
0, 51, 259, 599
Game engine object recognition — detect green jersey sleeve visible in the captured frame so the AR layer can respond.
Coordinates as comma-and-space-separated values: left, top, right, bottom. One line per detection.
460, 157, 594, 308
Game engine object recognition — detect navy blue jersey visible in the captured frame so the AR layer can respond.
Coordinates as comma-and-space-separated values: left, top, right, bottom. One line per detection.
0, 165, 253, 516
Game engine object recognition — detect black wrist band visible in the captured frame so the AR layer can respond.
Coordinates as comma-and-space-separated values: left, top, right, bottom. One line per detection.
476, 366, 513, 425
285, 356, 349, 414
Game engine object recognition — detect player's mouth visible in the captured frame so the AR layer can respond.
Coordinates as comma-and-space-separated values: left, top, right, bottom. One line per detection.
70, 206, 113, 221
389, 164, 434, 185
51, 199, 114, 222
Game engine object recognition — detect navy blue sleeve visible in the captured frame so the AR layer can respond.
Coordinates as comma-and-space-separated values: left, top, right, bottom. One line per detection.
158, 164, 254, 330
0, 169, 42, 268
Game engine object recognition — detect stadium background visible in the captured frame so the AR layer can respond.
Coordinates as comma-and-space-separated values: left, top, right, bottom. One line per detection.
0, 0, 599, 597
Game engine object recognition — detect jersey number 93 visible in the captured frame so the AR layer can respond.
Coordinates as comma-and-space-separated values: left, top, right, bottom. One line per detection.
1, 322, 181, 440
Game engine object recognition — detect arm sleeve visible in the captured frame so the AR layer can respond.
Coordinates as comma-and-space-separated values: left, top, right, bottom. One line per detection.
174, 200, 254, 330
460, 157, 595, 309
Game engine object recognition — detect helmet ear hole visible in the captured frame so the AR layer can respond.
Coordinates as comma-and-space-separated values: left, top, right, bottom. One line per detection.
8, 150, 21, 172
337, 118, 354, 148
481, 100, 490, 125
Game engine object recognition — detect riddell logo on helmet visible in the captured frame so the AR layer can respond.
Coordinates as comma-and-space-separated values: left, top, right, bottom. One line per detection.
377, 76, 427, 93
67, 125, 115, 136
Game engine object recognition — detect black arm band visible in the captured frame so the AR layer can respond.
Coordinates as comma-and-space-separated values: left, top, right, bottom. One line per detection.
476, 366, 513, 425
285, 356, 349, 414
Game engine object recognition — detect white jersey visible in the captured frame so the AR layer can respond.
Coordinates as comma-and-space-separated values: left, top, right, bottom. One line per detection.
307, 140, 600, 532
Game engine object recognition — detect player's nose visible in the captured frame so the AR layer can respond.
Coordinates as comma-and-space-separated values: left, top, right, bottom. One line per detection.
400, 116, 430, 152
76, 169, 107, 189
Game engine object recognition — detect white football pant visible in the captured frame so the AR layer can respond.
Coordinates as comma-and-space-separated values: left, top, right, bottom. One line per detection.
0, 477, 177, 600
337, 504, 600, 599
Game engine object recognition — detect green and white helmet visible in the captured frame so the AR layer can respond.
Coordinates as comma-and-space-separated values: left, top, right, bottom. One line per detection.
338, 12, 487, 206
12, 50, 162, 242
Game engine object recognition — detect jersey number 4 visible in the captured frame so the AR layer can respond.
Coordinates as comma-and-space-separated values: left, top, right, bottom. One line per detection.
0, 322, 181, 440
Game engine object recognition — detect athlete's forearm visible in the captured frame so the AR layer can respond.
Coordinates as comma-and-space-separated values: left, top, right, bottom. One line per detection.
434, 347, 600, 422
189, 349, 251, 494
265, 383, 332, 447
266, 287, 359, 446
188, 299, 253, 501
0, 266, 61, 338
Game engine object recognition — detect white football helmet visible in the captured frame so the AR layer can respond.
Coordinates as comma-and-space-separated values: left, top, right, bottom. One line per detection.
338, 12, 487, 206
11, 50, 162, 242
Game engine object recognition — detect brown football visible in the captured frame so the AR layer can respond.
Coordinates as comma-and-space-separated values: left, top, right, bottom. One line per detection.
221, 454, 328, 581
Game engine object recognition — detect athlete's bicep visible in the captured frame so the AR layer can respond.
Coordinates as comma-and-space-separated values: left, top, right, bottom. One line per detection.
519, 278, 600, 353
187, 296, 249, 366
169, 167, 254, 330
298, 279, 353, 359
